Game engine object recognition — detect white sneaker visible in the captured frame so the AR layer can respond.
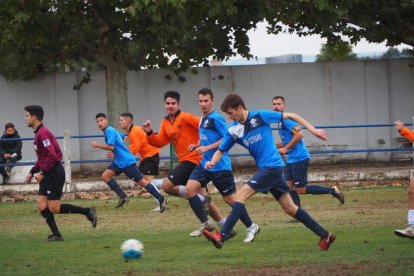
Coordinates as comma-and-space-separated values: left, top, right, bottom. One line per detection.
394, 226, 414, 239
151, 206, 161, 212
243, 223, 261, 243
190, 221, 215, 237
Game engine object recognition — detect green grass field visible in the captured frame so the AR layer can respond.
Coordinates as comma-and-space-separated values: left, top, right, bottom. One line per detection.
1, 186, 414, 275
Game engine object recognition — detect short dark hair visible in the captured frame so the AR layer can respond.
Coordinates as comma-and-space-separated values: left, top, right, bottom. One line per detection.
95, 113, 107, 119
272, 96, 285, 102
120, 112, 133, 120
24, 105, 44, 121
164, 90, 180, 102
220, 94, 246, 112
198, 87, 214, 99
5, 123, 14, 130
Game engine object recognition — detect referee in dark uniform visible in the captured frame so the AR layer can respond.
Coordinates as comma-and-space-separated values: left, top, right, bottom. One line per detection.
24, 105, 97, 242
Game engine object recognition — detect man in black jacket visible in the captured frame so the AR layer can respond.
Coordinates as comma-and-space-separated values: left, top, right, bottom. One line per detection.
0, 123, 22, 184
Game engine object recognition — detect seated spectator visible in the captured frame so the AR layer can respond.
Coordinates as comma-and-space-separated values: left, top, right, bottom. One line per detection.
0, 123, 22, 184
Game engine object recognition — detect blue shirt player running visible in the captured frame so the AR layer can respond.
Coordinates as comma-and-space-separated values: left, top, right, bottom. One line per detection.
272, 96, 344, 210
91, 113, 168, 212
185, 88, 258, 242
202, 94, 336, 251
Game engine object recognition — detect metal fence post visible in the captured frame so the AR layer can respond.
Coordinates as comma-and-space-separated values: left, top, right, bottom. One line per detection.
63, 130, 72, 188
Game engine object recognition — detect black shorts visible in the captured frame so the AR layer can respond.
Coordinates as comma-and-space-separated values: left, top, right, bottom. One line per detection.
38, 162, 65, 200
167, 161, 197, 186
139, 154, 160, 176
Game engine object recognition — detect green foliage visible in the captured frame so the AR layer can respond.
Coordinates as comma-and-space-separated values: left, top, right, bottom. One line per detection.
266, 0, 414, 48
316, 41, 358, 62
0, 0, 268, 81
382, 47, 414, 59
1, 187, 414, 275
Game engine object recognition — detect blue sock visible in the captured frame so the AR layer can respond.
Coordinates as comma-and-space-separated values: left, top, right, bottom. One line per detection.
189, 195, 208, 223
294, 208, 328, 238
238, 204, 253, 227
146, 183, 163, 201
107, 179, 126, 198
290, 191, 302, 208
221, 202, 245, 240
306, 185, 334, 195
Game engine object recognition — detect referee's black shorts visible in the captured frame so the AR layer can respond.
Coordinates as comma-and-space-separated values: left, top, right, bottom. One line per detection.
38, 162, 65, 200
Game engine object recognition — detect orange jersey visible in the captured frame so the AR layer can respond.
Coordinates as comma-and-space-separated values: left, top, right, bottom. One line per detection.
128, 125, 160, 160
400, 127, 414, 142
147, 110, 201, 164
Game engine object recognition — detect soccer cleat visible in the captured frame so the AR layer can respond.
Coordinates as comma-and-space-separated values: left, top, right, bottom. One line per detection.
319, 232, 336, 251
243, 223, 261, 243
115, 196, 130, 209
202, 229, 224, 249
332, 186, 345, 204
394, 226, 414, 239
151, 206, 161, 212
190, 221, 216, 237
47, 235, 64, 242
87, 206, 98, 228
159, 196, 169, 213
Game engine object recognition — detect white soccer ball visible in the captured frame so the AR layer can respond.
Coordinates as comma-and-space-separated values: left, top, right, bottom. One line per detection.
120, 239, 144, 260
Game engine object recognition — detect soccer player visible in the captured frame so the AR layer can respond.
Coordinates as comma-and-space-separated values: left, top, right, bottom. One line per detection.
394, 120, 414, 239
91, 113, 167, 211
186, 88, 259, 242
142, 90, 223, 222
24, 105, 97, 242
118, 112, 163, 211
272, 96, 344, 211
202, 94, 336, 251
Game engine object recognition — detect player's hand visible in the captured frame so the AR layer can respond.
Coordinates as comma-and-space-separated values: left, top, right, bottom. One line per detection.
205, 161, 214, 170
24, 173, 33, 183
195, 146, 207, 155
4, 153, 11, 159
188, 144, 199, 151
107, 151, 114, 159
34, 173, 44, 183
142, 120, 153, 133
315, 129, 327, 141
394, 120, 404, 130
91, 141, 99, 148
278, 147, 288, 155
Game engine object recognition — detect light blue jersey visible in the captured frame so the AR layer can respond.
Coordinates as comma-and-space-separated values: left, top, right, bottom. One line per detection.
219, 110, 285, 169
277, 118, 310, 163
104, 125, 136, 169
199, 110, 232, 171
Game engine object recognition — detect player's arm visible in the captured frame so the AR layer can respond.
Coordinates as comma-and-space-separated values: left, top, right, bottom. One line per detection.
194, 139, 222, 155
283, 112, 327, 141
395, 120, 414, 142
143, 120, 171, 148
279, 126, 303, 155
205, 150, 224, 169
91, 141, 115, 151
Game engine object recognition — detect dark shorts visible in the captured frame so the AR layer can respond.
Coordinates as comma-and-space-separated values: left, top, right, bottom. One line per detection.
107, 162, 144, 182
139, 154, 160, 176
284, 158, 309, 188
189, 165, 236, 196
248, 167, 289, 198
39, 162, 65, 200
167, 161, 197, 186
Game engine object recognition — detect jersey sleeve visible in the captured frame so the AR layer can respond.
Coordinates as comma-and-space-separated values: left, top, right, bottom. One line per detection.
400, 127, 414, 142
214, 116, 229, 138
147, 120, 171, 148
39, 133, 59, 171
185, 113, 201, 129
218, 130, 235, 152
105, 128, 116, 146
260, 110, 283, 125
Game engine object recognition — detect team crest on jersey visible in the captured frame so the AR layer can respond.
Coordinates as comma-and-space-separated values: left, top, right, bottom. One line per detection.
203, 119, 209, 128
42, 139, 51, 147
229, 124, 244, 139
250, 118, 258, 128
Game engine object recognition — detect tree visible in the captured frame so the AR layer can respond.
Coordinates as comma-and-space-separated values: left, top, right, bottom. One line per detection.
266, 0, 414, 48
316, 41, 357, 62
0, 0, 268, 124
382, 47, 414, 59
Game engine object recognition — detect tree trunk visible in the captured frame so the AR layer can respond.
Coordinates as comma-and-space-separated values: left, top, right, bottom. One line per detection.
105, 59, 128, 128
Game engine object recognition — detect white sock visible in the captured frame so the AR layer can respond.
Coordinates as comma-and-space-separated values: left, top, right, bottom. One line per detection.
152, 179, 164, 189
408, 209, 414, 226
197, 194, 205, 202
178, 185, 187, 199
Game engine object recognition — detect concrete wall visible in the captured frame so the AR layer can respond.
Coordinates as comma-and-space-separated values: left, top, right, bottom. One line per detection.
1, 59, 413, 172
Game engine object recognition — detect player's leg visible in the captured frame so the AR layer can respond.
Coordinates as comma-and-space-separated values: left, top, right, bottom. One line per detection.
102, 164, 128, 208
0, 156, 9, 184
285, 163, 301, 208
395, 177, 414, 238
38, 195, 63, 241
128, 164, 167, 213
162, 161, 197, 198
140, 155, 163, 211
